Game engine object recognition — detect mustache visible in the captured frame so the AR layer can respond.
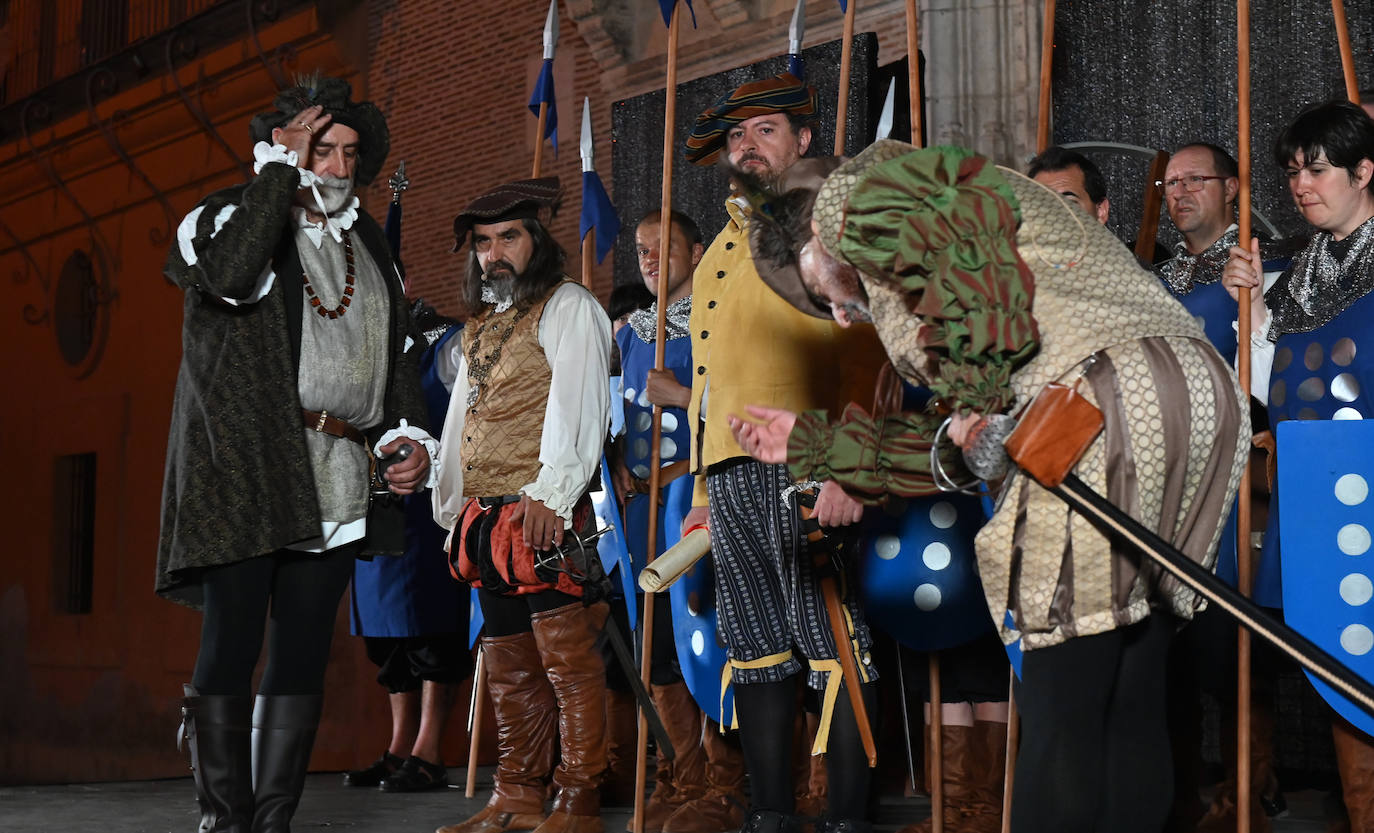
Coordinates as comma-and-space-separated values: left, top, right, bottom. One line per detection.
483, 259, 517, 276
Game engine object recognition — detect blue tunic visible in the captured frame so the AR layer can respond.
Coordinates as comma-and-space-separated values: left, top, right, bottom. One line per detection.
350, 326, 469, 637
615, 323, 695, 574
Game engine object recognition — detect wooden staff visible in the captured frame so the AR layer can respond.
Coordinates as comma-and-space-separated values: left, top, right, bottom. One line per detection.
580, 98, 597, 290
928, 655, 944, 833
1001, 669, 1018, 833
465, 647, 486, 796
1134, 151, 1170, 264
905, 0, 922, 145
834, 0, 857, 155
1036, 0, 1056, 152
632, 8, 681, 833
1332, 0, 1360, 104
581, 230, 595, 289
533, 106, 550, 177
900, 3, 944, 824
1235, 2, 1255, 829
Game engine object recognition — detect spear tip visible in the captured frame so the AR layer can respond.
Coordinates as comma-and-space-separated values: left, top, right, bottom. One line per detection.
580, 97, 595, 172
789, 0, 806, 54
542, 0, 559, 59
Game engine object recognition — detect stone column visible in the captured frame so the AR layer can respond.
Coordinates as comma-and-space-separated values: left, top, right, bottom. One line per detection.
921, 0, 1043, 167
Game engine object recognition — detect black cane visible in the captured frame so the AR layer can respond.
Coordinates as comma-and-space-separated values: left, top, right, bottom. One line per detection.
1051, 473, 1374, 719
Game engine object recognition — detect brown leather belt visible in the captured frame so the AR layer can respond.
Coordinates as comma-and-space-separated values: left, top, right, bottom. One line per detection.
302, 408, 367, 446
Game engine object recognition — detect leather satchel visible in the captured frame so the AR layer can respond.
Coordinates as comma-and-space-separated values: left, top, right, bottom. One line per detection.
1003, 381, 1104, 488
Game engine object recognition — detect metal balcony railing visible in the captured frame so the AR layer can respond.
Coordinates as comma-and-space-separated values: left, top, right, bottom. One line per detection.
1, 0, 223, 107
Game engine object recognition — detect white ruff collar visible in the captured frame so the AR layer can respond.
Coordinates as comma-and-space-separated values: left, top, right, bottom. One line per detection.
293, 197, 360, 248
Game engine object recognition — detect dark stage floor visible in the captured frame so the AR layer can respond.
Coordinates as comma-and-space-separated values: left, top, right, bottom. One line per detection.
0, 767, 1334, 832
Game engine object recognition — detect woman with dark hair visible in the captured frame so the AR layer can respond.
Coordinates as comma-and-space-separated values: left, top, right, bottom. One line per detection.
1224, 98, 1374, 831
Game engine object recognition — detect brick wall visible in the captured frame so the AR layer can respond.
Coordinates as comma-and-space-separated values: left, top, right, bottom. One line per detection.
363, 1, 619, 315
362, 0, 911, 318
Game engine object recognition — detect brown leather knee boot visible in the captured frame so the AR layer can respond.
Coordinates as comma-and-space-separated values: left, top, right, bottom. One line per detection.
638, 681, 707, 832
531, 602, 611, 833
1197, 707, 1277, 833
603, 688, 641, 808
437, 632, 555, 833
1332, 714, 1374, 833
898, 723, 974, 833
665, 716, 746, 833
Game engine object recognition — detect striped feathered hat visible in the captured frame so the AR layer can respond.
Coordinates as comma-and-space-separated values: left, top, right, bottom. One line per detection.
685, 73, 817, 166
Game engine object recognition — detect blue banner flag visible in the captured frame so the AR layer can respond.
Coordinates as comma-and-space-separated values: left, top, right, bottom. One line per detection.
838, 0, 848, 11
788, 53, 804, 79
658, 0, 697, 28
580, 170, 621, 263
528, 58, 558, 154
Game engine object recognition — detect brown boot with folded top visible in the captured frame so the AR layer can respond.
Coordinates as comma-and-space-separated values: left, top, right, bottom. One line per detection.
435, 631, 555, 833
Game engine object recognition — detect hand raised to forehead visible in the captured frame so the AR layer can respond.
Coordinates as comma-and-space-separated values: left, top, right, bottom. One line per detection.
274, 105, 333, 162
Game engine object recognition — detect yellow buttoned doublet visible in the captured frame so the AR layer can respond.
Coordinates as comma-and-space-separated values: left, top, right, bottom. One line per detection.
687, 197, 885, 504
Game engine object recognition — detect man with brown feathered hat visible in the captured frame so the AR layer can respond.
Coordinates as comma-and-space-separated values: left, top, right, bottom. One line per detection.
159, 75, 433, 833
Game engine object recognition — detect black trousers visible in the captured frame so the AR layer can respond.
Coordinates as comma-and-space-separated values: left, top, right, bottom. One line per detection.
1010, 613, 1176, 833
192, 547, 357, 697
476, 586, 581, 637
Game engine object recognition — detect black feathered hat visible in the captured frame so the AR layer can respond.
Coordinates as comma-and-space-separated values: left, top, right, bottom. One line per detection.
249, 75, 390, 186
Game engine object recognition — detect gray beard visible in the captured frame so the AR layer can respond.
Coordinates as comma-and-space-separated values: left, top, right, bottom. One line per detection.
480, 274, 517, 310
303, 176, 355, 216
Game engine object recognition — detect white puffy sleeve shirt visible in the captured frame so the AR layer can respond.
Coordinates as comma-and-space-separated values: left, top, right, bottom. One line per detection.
433, 282, 611, 530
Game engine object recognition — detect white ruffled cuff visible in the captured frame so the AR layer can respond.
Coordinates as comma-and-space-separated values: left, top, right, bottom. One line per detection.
1231, 306, 1273, 348
373, 419, 440, 489
520, 470, 577, 525
252, 141, 321, 188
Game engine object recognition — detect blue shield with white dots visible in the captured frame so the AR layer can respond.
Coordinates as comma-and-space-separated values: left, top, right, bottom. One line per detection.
662, 473, 732, 723
858, 495, 995, 651
593, 456, 638, 624
1276, 420, 1374, 737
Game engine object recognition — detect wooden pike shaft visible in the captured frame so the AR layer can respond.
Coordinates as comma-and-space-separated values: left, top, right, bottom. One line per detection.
929, 654, 944, 833
1134, 151, 1170, 264
581, 228, 596, 289
465, 649, 486, 797
1001, 670, 1018, 833
1236, 3, 1254, 830
834, 1, 857, 155
633, 10, 681, 833
1037, 0, 1056, 152
1333, 0, 1360, 103
905, 0, 922, 146
533, 102, 549, 177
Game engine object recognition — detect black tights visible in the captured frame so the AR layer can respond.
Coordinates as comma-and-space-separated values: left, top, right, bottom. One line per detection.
1010, 613, 1175, 833
734, 675, 877, 821
476, 586, 581, 637
192, 549, 356, 697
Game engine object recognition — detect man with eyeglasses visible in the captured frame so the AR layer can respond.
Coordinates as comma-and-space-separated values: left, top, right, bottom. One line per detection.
1156, 143, 1287, 364
1156, 141, 1290, 833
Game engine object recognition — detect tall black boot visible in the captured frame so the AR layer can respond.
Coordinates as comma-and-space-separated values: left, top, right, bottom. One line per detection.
180, 684, 254, 833
250, 694, 323, 833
